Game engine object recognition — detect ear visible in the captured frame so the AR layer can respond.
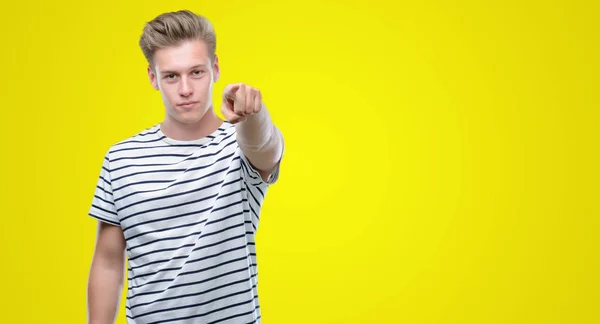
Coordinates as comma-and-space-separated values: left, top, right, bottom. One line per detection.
147, 65, 159, 90
212, 55, 220, 82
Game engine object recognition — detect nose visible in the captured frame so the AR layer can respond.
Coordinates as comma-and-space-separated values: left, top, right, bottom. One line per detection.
179, 77, 193, 97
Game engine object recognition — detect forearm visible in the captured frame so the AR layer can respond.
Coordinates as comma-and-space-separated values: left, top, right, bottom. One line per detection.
235, 107, 284, 172
87, 258, 125, 324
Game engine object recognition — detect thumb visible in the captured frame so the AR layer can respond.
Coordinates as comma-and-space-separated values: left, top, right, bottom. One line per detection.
221, 102, 246, 124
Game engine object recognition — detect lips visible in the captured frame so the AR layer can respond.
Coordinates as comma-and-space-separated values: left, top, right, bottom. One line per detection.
178, 101, 198, 108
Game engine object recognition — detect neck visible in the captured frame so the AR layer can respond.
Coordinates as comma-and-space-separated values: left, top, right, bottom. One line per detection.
160, 107, 223, 141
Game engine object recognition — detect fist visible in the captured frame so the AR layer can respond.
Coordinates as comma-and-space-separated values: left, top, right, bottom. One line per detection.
221, 83, 263, 124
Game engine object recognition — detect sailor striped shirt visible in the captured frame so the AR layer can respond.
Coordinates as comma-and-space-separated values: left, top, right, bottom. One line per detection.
88, 120, 280, 323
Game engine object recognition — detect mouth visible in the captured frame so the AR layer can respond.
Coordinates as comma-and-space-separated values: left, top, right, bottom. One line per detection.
178, 101, 199, 108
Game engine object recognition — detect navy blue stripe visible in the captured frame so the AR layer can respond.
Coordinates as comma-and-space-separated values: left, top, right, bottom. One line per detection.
111, 133, 236, 173
127, 243, 194, 262
92, 204, 117, 216
129, 255, 250, 297
134, 127, 160, 137
129, 245, 248, 285
207, 208, 249, 228
96, 185, 112, 196
205, 304, 260, 324
244, 220, 254, 227
100, 176, 111, 186
102, 166, 109, 173
94, 195, 114, 206
112, 132, 230, 154
112, 153, 193, 163
127, 272, 256, 310
119, 177, 225, 212
118, 124, 227, 144
240, 159, 260, 181
113, 143, 205, 154
129, 256, 186, 275
114, 162, 240, 203
123, 195, 247, 235
206, 306, 260, 324
128, 229, 202, 253
249, 205, 259, 222
114, 136, 167, 146
247, 219, 257, 232
113, 179, 174, 195
130, 285, 257, 319
248, 177, 263, 186
206, 304, 260, 324
121, 189, 221, 225
114, 121, 231, 146
129, 225, 248, 273
211, 197, 246, 213
207, 209, 249, 230
122, 190, 245, 230
112, 162, 179, 173
255, 185, 265, 198
241, 158, 259, 180
245, 316, 261, 324
113, 168, 189, 187
89, 213, 119, 226
127, 220, 245, 252
146, 295, 259, 324
128, 266, 253, 300
128, 232, 245, 262
112, 147, 236, 184
127, 213, 244, 268
214, 187, 245, 201
124, 199, 245, 241
126, 217, 207, 242
246, 185, 262, 208
121, 176, 241, 219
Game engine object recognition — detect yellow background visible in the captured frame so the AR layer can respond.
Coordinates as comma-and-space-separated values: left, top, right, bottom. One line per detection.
0, 0, 598, 323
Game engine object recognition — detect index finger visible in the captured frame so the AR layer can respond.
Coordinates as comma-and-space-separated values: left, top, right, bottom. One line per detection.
223, 83, 242, 99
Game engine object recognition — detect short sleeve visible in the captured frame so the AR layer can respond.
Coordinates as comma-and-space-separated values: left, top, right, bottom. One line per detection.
88, 150, 120, 226
239, 146, 283, 187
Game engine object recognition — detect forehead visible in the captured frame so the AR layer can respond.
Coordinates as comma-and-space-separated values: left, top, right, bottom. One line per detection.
153, 39, 211, 72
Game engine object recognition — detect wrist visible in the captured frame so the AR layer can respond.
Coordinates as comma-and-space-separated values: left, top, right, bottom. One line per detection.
236, 109, 273, 151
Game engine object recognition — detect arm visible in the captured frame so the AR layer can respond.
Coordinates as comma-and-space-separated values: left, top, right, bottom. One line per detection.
221, 83, 284, 182
87, 221, 126, 324
235, 108, 284, 181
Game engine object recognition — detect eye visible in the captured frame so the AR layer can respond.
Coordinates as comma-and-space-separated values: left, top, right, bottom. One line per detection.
192, 70, 204, 76
167, 74, 176, 79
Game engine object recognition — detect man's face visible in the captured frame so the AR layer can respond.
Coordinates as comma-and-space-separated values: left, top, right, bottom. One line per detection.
148, 39, 219, 125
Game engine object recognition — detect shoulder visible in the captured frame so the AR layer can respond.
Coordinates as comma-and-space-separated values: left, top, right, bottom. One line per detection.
103, 124, 162, 159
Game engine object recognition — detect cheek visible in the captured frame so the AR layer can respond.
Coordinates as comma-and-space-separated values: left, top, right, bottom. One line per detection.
160, 87, 177, 106
202, 75, 213, 87
198, 78, 213, 96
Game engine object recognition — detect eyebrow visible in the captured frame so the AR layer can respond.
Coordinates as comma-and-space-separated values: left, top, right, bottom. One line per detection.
160, 64, 207, 75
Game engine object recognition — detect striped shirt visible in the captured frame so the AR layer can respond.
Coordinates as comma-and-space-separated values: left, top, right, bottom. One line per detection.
88, 121, 281, 324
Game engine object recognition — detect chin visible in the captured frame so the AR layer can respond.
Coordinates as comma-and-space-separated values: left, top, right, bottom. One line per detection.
177, 116, 203, 124
168, 103, 210, 124
176, 111, 206, 124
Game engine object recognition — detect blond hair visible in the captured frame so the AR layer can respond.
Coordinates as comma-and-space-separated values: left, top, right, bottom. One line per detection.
139, 10, 216, 67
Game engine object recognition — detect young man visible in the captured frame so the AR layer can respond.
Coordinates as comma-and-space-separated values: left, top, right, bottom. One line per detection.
86, 10, 284, 324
